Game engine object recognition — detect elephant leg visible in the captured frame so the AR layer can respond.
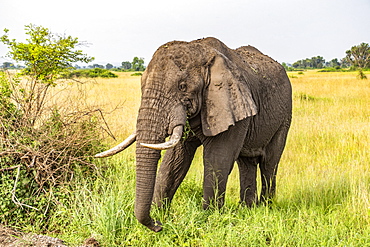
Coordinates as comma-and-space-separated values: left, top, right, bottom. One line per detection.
237, 156, 259, 207
260, 122, 290, 204
202, 120, 250, 210
153, 135, 201, 208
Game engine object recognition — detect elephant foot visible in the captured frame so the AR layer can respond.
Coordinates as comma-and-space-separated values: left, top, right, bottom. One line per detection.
147, 220, 163, 232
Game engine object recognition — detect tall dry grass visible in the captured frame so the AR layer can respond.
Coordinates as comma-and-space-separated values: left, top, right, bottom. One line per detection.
49, 72, 141, 142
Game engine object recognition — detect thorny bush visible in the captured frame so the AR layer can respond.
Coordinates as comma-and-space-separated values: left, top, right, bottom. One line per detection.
0, 70, 109, 229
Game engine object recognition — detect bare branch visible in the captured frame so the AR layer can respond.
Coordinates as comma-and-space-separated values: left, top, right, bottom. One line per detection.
11, 165, 39, 211
0, 165, 21, 172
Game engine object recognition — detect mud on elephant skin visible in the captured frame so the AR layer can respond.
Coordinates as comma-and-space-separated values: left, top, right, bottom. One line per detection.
96, 37, 292, 232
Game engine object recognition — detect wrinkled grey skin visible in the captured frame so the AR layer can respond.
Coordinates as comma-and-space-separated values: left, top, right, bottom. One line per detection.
124, 38, 291, 232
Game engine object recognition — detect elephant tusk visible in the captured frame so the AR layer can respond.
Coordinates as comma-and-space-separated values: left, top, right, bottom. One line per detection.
140, 125, 183, 150
95, 131, 137, 158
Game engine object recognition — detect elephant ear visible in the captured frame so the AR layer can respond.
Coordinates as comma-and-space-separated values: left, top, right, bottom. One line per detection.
201, 55, 258, 136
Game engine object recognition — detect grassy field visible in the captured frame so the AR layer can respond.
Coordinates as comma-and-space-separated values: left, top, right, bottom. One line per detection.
47, 71, 369, 246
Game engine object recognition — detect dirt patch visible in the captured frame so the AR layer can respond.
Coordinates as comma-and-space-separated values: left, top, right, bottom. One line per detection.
0, 225, 100, 247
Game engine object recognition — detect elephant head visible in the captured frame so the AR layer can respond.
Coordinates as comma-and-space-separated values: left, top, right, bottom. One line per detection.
95, 37, 258, 232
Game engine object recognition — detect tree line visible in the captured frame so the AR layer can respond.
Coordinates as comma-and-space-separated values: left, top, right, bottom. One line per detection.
2, 56, 146, 72
82, 57, 146, 71
284, 42, 370, 71
1, 57, 146, 71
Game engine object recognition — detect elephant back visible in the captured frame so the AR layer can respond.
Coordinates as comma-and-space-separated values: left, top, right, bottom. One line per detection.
235, 46, 287, 83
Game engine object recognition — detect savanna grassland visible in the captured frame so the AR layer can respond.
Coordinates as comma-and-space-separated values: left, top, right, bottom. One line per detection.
44, 71, 370, 246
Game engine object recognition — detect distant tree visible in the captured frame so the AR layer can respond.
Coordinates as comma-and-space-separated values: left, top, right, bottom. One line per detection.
105, 63, 113, 69
132, 57, 145, 71
281, 62, 293, 71
345, 43, 370, 79
17, 65, 25, 69
292, 59, 306, 69
282, 62, 288, 70
92, 64, 104, 69
345, 43, 370, 69
304, 58, 312, 68
292, 60, 302, 69
2, 62, 14, 68
292, 56, 325, 69
326, 58, 341, 68
311, 56, 325, 69
121, 61, 131, 70
340, 57, 351, 68
293, 59, 309, 69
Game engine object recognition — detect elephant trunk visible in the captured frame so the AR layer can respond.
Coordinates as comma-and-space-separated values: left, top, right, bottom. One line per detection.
135, 141, 162, 232
134, 89, 186, 232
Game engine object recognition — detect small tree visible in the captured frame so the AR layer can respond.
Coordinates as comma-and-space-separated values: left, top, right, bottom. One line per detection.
132, 57, 145, 71
105, 63, 113, 69
121, 61, 131, 70
311, 56, 325, 69
2, 62, 14, 69
1, 24, 95, 123
327, 58, 341, 68
340, 57, 351, 68
1, 24, 94, 83
346, 43, 370, 69
92, 64, 104, 69
281, 62, 293, 71
345, 42, 370, 79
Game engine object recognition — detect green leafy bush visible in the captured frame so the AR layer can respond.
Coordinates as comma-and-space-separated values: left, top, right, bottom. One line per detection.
318, 67, 347, 72
63, 68, 118, 78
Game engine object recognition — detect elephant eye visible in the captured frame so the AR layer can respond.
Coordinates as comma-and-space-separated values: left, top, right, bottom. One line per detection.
178, 81, 187, 92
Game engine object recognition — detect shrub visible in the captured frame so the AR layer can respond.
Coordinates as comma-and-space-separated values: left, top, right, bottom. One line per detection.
295, 92, 316, 101
357, 68, 367, 80
63, 68, 118, 79
318, 68, 347, 72
0, 70, 108, 230
0, 25, 110, 230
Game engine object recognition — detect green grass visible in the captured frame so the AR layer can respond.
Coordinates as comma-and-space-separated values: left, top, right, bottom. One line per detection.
44, 71, 370, 246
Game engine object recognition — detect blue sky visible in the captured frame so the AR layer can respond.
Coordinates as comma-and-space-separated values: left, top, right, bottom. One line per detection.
1, 0, 369, 66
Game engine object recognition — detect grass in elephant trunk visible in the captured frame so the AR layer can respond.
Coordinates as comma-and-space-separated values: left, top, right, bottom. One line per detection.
35, 71, 370, 246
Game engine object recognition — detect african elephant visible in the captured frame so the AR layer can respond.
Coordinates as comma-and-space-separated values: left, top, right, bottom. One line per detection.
95, 37, 292, 232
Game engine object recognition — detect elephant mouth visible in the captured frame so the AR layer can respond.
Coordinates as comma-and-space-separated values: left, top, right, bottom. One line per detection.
185, 97, 201, 119
140, 125, 183, 150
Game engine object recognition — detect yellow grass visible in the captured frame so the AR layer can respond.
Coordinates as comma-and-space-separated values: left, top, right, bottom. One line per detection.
72, 70, 369, 214
50, 72, 141, 140
61, 71, 370, 191
279, 70, 370, 212
82, 72, 142, 138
